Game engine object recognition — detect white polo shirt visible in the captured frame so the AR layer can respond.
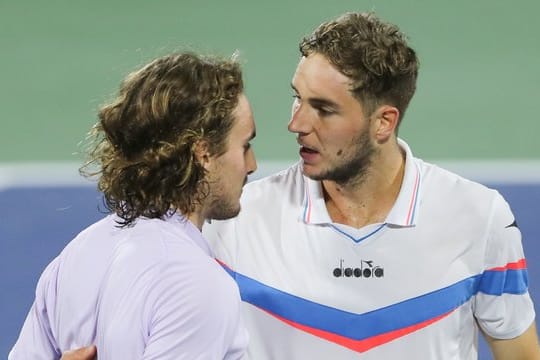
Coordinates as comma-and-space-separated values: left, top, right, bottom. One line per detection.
205, 139, 535, 359
10, 213, 248, 360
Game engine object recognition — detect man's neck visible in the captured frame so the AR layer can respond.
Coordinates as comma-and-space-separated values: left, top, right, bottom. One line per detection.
187, 210, 204, 231
322, 146, 405, 228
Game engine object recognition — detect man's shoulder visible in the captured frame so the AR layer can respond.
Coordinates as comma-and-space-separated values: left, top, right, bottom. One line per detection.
420, 158, 495, 192
417, 158, 502, 212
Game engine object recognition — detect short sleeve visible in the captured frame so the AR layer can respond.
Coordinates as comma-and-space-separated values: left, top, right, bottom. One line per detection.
9, 257, 62, 360
141, 258, 247, 360
474, 192, 535, 339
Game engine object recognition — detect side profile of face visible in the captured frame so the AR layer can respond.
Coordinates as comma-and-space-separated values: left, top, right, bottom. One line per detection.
205, 93, 257, 220
288, 53, 378, 185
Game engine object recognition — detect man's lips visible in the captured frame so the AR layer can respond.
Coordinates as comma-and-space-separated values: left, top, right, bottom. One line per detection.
299, 146, 320, 163
299, 145, 318, 154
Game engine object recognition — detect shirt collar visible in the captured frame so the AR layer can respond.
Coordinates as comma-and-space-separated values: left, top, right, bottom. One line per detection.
301, 138, 421, 227
386, 139, 421, 226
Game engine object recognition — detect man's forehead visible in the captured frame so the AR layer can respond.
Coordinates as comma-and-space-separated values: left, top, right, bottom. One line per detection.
294, 54, 350, 88
292, 55, 353, 105
232, 94, 256, 136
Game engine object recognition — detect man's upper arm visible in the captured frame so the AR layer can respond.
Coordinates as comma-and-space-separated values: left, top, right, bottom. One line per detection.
485, 321, 540, 360
474, 193, 535, 337
9, 258, 61, 359
475, 193, 539, 358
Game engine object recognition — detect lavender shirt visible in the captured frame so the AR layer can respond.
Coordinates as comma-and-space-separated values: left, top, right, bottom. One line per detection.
9, 213, 248, 359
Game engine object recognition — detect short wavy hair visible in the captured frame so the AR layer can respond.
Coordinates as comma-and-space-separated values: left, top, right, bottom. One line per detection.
80, 52, 244, 227
300, 12, 419, 125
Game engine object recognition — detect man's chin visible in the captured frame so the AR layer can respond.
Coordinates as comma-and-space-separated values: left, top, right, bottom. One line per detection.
210, 205, 241, 221
301, 163, 325, 181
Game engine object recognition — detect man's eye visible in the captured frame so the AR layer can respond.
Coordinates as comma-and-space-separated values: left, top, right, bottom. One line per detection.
316, 108, 333, 116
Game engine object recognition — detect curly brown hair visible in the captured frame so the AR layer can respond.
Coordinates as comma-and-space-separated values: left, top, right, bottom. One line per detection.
300, 12, 419, 125
80, 52, 244, 227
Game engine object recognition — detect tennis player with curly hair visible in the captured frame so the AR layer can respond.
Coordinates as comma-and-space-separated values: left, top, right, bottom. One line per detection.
9, 52, 257, 360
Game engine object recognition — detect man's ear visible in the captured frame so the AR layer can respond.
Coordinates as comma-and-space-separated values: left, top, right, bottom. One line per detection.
373, 105, 400, 143
193, 140, 212, 170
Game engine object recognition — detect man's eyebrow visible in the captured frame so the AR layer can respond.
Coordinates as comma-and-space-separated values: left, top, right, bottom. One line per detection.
309, 98, 339, 110
290, 83, 340, 110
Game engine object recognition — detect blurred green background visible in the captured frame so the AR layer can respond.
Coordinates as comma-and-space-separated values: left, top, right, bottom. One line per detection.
1, 0, 539, 163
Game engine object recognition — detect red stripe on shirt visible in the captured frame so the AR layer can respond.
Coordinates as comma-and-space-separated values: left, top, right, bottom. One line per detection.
266, 308, 454, 353
405, 169, 420, 225
488, 258, 527, 272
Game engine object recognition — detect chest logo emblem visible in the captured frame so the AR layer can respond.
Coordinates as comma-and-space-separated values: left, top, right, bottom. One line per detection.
333, 259, 384, 278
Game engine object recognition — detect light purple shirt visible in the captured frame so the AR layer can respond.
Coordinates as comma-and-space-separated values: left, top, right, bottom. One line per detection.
9, 213, 248, 359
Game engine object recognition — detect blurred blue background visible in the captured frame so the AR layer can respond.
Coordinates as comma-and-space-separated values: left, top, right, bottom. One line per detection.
1, 1, 539, 358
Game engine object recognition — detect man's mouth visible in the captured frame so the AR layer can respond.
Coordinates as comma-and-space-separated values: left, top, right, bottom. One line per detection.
300, 146, 318, 154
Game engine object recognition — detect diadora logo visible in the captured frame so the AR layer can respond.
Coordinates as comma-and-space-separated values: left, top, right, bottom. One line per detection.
333, 259, 384, 278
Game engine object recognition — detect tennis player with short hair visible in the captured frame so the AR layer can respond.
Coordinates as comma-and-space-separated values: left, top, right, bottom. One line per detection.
204, 12, 540, 359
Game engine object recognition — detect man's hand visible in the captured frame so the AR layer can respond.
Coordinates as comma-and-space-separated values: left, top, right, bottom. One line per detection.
60, 345, 97, 360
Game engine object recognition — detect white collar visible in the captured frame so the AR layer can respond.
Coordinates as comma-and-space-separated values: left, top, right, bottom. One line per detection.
301, 138, 421, 228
